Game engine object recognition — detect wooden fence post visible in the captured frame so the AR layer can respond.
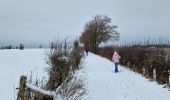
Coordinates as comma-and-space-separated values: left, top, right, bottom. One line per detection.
153, 68, 156, 80
142, 67, 145, 75
17, 75, 27, 100
17, 75, 54, 100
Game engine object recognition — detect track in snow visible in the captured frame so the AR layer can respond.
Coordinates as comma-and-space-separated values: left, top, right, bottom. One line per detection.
83, 53, 170, 100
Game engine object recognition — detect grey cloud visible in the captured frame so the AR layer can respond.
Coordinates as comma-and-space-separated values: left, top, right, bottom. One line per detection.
0, 0, 170, 47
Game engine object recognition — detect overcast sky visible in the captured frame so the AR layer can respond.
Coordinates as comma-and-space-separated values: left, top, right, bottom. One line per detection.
0, 0, 170, 47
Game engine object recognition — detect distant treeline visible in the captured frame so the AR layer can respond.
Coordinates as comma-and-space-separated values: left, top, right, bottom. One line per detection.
0, 44, 24, 50
114, 36, 170, 47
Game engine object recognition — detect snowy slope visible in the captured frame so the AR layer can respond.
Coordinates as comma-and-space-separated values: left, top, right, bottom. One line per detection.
0, 49, 48, 100
83, 52, 170, 100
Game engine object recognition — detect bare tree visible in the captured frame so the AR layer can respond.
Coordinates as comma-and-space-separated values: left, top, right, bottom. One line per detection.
80, 14, 120, 53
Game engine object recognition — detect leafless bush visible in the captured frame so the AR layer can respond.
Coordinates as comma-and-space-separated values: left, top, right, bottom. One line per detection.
46, 39, 84, 92
56, 70, 86, 100
46, 40, 72, 90
16, 39, 84, 100
70, 40, 84, 71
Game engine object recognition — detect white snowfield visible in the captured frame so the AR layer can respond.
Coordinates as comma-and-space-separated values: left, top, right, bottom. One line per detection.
83, 52, 170, 100
0, 49, 48, 100
1, 49, 170, 100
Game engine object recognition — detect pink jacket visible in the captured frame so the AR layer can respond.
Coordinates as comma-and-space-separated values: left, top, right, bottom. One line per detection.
112, 51, 121, 63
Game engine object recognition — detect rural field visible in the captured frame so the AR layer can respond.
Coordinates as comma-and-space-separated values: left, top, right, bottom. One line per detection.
0, 49, 48, 100
1, 49, 170, 100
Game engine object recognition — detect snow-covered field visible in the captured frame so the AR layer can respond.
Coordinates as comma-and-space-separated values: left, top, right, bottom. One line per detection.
0, 49, 48, 100
1, 49, 170, 100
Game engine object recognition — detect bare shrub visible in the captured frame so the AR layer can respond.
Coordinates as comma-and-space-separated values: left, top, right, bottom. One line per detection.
46, 40, 72, 90
16, 39, 85, 100
46, 39, 84, 95
56, 70, 86, 100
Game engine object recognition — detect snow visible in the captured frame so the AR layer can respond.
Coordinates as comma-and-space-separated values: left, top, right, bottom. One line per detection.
1, 49, 170, 100
0, 49, 48, 100
83, 52, 170, 100
26, 83, 55, 97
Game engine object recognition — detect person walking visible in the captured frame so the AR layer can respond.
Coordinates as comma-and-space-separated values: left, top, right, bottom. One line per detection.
112, 51, 121, 73
84, 44, 89, 56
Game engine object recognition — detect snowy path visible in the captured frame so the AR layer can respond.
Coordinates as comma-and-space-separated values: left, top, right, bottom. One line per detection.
84, 53, 170, 100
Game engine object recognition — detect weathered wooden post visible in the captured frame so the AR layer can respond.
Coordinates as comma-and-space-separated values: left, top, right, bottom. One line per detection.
26, 88, 31, 100
142, 67, 145, 76
168, 69, 170, 84
127, 62, 130, 69
16, 75, 54, 100
17, 75, 27, 100
153, 68, 156, 80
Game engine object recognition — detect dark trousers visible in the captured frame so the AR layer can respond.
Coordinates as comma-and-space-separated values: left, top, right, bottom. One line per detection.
114, 63, 119, 72
85, 50, 88, 56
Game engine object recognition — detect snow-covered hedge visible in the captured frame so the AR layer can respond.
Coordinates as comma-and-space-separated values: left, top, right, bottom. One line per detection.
97, 46, 170, 85
46, 40, 84, 90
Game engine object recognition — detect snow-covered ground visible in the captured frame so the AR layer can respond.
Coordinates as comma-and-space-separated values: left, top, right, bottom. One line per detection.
0, 49, 48, 100
1, 49, 170, 100
83, 52, 170, 100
